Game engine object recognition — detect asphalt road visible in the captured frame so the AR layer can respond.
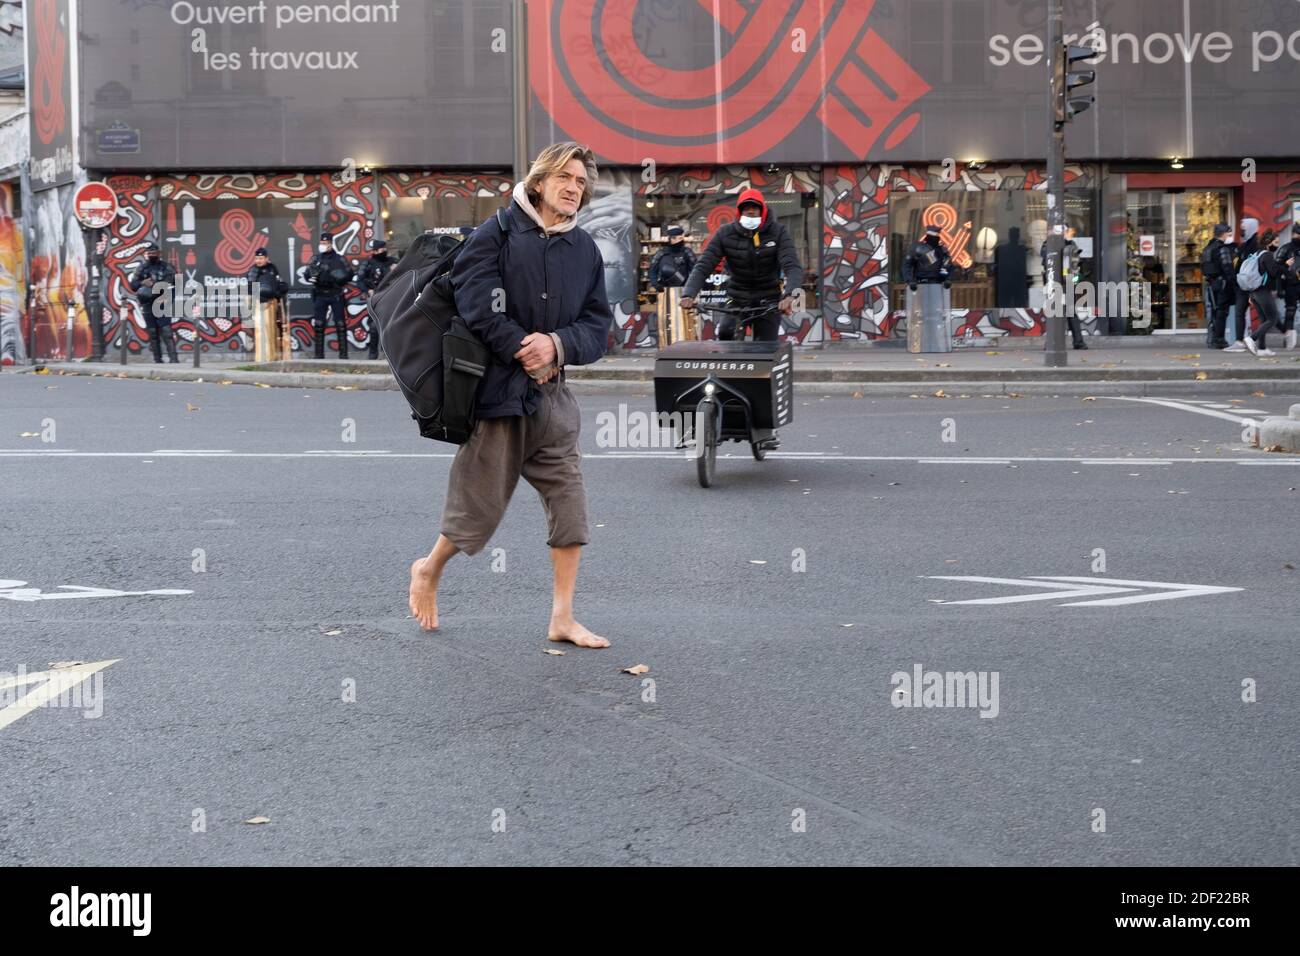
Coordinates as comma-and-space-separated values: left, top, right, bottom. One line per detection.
2, 373, 1297, 865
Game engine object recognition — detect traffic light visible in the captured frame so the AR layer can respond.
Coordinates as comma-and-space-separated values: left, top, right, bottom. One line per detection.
1054, 44, 1097, 130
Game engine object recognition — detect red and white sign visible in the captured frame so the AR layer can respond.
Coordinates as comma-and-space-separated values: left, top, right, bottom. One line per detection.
72, 182, 119, 229
1138, 234, 1156, 256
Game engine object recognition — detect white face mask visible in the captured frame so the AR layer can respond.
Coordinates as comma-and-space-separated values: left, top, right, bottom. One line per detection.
739, 215, 761, 231
318, 244, 330, 253
1222, 235, 1233, 244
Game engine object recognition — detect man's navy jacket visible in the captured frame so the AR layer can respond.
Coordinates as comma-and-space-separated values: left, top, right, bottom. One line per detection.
452, 200, 612, 419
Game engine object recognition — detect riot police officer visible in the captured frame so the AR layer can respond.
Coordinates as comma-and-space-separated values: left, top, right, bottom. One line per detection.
128, 242, 178, 363
245, 247, 286, 356
1201, 223, 1236, 350
903, 224, 951, 289
356, 238, 395, 359
306, 231, 354, 359
648, 226, 696, 291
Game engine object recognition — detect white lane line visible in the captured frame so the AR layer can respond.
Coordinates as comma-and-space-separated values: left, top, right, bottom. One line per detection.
1103, 396, 1268, 424
1081, 459, 1172, 465
0, 450, 1296, 465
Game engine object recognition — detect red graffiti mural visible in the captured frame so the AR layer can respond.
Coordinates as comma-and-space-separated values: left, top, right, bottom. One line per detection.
530, 0, 929, 163
32, 0, 66, 146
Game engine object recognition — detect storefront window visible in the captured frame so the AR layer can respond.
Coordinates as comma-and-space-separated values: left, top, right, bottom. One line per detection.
889, 190, 1094, 312
1125, 189, 1231, 332
383, 195, 502, 258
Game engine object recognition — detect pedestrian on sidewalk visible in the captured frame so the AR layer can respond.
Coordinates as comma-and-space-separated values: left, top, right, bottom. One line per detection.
1202, 223, 1236, 350
1238, 224, 1285, 357
408, 142, 612, 649
1274, 223, 1300, 350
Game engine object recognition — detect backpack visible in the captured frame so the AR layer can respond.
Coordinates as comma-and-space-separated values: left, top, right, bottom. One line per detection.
1236, 251, 1266, 292
369, 209, 507, 444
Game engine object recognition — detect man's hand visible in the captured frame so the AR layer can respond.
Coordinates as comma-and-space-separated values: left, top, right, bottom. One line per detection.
680, 297, 695, 311
514, 332, 557, 375
530, 362, 559, 384
778, 296, 794, 316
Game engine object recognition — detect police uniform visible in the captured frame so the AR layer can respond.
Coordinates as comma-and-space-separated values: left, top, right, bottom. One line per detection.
128, 243, 179, 363
306, 232, 354, 359
356, 239, 395, 359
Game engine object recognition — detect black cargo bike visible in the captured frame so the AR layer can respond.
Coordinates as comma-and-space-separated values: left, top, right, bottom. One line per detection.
653, 300, 794, 488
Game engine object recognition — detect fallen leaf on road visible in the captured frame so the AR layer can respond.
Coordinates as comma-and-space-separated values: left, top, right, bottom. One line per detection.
851, 391, 863, 398
243, 816, 271, 825
985, 351, 998, 356
1194, 372, 1208, 380
48, 661, 84, 669
323, 628, 342, 636
334, 385, 357, 391
34, 367, 49, 375
1172, 353, 1200, 360
254, 383, 272, 388
936, 363, 951, 368
543, 648, 565, 656
1251, 391, 1267, 397
45, 385, 57, 390
888, 481, 901, 486
218, 380, 233, 385
620, 664, 649, 676
933, 389, 946, 398
1283, 563, 1295, 570
840, 623, 855, 628
19, 432, 37, 438
186, 403, 200, 412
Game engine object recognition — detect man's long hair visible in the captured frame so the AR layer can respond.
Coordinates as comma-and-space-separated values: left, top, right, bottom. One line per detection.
523, 142, 598, 212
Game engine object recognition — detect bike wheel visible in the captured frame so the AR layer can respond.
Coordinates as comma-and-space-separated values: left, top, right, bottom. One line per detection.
696, 400, 717, 488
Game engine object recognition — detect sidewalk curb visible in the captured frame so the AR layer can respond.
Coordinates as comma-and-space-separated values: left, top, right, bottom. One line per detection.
25, 362, 1299, 399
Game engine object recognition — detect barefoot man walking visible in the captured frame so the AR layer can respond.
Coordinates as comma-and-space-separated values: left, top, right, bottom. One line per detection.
409, 142, 613, 648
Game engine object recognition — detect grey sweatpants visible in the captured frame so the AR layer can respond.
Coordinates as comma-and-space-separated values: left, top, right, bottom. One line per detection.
440, 380, 589, 555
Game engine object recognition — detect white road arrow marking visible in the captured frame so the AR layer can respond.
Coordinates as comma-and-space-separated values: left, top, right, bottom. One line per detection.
1027, 576, 1244, 607
927, 575, 1242, 607
0, 660, 119, 732
926, 576, 1140, 605
0, 581, 192, 602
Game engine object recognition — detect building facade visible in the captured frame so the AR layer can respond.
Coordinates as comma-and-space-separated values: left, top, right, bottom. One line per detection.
6, 0, 1300, 360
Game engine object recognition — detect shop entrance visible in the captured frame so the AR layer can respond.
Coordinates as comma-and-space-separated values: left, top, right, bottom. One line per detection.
1126, 189, 1232, 333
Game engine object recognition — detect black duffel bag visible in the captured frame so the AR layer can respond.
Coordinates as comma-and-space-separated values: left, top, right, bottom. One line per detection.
369, 210, 507, 444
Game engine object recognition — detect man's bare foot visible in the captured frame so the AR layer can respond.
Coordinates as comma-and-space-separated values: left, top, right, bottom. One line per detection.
547, 615, 610, 649
409, 558, 440, 631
